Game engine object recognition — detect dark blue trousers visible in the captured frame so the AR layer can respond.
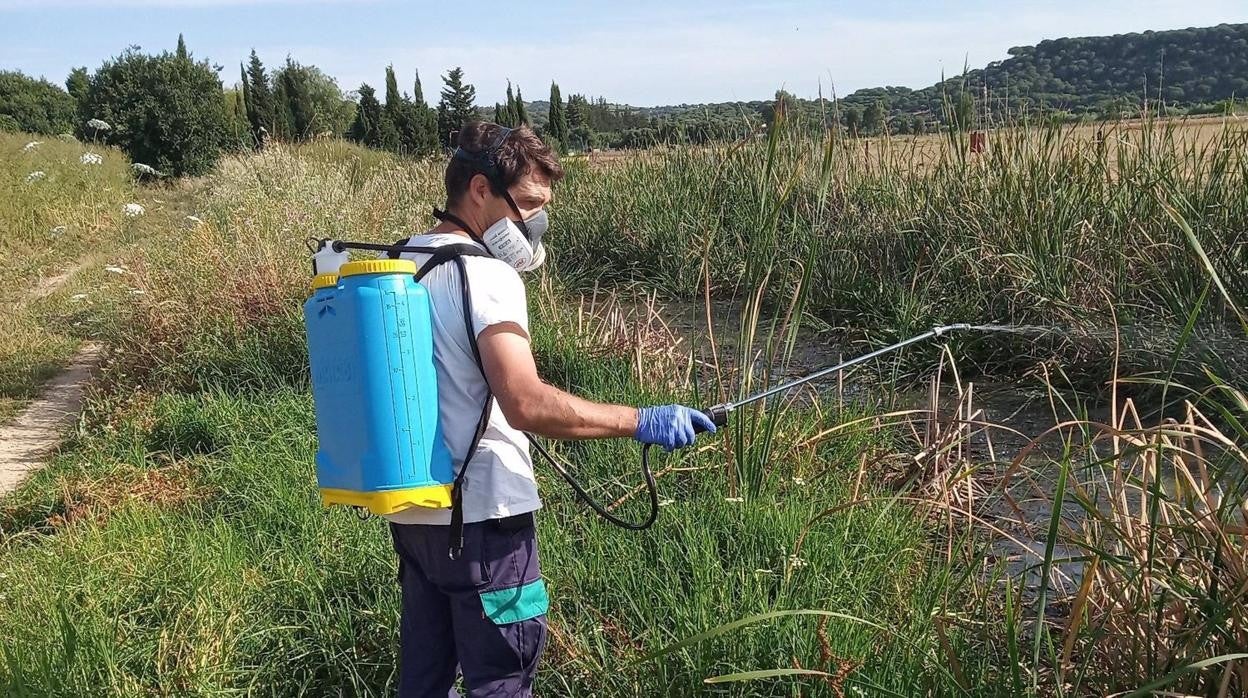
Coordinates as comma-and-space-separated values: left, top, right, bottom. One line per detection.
390, 514, 548, 698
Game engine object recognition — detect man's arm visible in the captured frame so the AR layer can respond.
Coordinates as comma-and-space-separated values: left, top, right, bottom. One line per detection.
477, 322, 639, 439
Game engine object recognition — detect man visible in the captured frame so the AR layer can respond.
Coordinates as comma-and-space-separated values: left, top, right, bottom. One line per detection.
386, 121, 714, 697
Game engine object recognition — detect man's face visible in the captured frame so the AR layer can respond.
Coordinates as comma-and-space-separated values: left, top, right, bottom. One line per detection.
474, 171, 552, 227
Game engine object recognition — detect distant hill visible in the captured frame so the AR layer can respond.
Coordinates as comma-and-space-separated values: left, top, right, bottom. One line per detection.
523, 22, 1248, 142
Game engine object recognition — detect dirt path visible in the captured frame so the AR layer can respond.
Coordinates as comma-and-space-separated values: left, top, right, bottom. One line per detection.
0, 343, 102, 496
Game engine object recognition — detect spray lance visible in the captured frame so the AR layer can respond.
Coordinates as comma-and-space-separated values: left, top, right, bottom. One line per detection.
570, 323, 978, 531
302, 234, 973, 534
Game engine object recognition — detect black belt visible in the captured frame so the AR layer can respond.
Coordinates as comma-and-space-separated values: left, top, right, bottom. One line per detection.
491, 512, 535, 531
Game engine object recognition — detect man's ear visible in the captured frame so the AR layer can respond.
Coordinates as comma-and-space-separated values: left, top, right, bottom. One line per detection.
469, 173, 492, 206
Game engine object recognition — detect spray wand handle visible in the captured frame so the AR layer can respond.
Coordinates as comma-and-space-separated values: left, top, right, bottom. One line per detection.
695, 404, 731, 433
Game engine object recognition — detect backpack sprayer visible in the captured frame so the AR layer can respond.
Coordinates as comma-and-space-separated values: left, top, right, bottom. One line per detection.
303, 236, 977, 555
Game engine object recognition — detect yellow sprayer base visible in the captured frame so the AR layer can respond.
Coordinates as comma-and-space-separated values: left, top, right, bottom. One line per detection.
321, 484, 453, 515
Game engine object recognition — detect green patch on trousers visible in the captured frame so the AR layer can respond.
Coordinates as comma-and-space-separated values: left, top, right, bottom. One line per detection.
479, 579, 549, 625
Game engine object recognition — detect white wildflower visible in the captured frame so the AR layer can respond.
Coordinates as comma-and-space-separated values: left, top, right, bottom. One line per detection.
25, 171, 46, 183
81, 152, 103, 165
129, 289, 146, 296
86, 118, 111, 131
122, 203, 145, 218
71, 293, 88, 302
658, 498, 674, 507
787, 555, 808, 569
104, 265, 128, 275
791, 477, 806, 486
22, 141, 41, 152
724, 497, 744, 503
132, 162, 162, 177
184, 215, 204, 225
49, 225, 67, 236
58, 133, 77, 142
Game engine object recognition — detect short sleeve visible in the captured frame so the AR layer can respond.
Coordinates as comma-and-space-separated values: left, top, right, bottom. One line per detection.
464, 258, 529, 338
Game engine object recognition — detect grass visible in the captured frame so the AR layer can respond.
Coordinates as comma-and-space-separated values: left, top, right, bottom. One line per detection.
1, 123, 1245, 695
553, 115, 1248, 387
0, 132, 172, 421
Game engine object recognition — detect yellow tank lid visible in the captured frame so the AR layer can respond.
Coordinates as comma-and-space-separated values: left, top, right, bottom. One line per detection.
311, 273, 339, 290
340, 259, 417, 278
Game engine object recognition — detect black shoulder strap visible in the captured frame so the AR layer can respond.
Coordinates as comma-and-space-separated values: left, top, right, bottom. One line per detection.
394, 241, 494, 560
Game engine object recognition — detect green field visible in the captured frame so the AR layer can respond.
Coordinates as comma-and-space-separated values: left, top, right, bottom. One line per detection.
1, 122, 1246, 696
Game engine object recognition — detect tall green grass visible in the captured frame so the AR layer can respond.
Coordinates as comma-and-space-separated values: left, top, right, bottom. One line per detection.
552, 118, 1248, 384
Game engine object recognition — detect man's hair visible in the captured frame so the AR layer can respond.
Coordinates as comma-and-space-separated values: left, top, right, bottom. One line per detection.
445, 121, 564, 207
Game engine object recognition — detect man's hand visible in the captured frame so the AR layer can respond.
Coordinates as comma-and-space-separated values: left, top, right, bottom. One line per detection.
634, 405, 716, 451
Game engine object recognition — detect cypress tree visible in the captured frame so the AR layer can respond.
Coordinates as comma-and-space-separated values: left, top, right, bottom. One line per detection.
275, 58, 314, 141
411, 69, 438, 154
548, 81, 568, 152
381, 65, 403, 152
245, 50, 275, 141
65, 66, 90, 124
501, 81, 517, 126
436, 67, 477, 146
239, 63, 251, 128
176, 34, 188, 61
412, 70, 425, 106
514, 85, 529, 126
349, 83, 383, 148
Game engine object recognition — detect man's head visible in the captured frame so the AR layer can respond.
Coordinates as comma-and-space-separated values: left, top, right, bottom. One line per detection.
444, 121, 564, 238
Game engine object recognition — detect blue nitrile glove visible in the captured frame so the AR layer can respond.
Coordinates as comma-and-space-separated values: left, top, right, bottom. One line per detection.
635, 405, 717, 452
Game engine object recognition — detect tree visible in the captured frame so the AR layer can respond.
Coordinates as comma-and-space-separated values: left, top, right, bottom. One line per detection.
274, 58, 314, 141
0, 71, 77, 135
225, 89, 249, 149
349, 83, 383, 147
566, 93, 588, 130
65, 66, 89, 124
437, 67, 476, 147
410, 69, 438, 154
271, 60, 353, 141
380, 65, 404, 151
843, 106, 862, 136
514, 85, 529, 125
863, 99, 885, 135
175, 34, 188, 61
239, 63, 251, 141
81, 41, 230, 175
244, 50, 275, 141
500, 81, 517, 126
547, 82, 568, 152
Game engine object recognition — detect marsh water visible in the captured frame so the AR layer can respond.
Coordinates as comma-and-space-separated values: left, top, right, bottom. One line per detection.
594, 294, 1246, 599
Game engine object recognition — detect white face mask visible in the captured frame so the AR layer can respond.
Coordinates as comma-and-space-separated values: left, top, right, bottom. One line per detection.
481, 217, 546, 272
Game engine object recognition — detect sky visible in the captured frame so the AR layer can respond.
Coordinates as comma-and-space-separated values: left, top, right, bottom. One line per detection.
1, 0, 1244, 107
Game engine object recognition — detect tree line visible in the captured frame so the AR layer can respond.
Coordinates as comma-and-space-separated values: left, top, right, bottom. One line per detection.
3, 23, 1246, 173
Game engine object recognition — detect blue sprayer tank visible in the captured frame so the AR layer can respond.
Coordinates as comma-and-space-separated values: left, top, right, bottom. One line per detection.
303, 259, 454, 514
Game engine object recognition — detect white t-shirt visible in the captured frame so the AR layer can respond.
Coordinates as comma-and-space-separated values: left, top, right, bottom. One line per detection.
382, 232, 542, 525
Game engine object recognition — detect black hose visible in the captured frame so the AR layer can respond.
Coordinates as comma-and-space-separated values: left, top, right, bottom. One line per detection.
528, 436, 660, 530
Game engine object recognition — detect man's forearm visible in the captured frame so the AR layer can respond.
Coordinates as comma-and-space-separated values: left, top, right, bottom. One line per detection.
510, 382, 638, 440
